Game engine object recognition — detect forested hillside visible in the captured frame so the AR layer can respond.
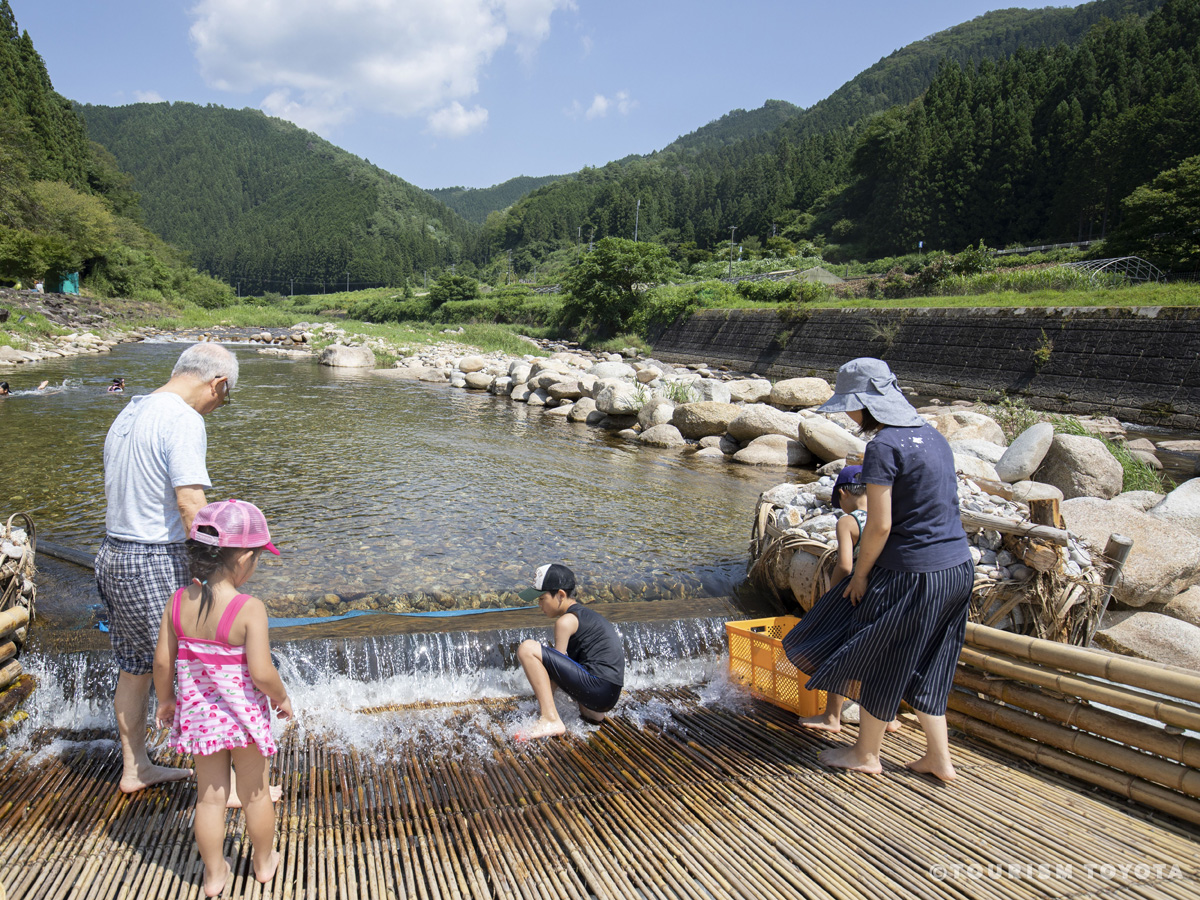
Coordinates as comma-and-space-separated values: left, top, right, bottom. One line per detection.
82, 103, 477, 295
0, 1, 231, 305
429, 175, 564, 225
480, 0, 1171, 263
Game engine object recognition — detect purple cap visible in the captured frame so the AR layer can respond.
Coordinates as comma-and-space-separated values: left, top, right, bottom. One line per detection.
190, 499, 279, 555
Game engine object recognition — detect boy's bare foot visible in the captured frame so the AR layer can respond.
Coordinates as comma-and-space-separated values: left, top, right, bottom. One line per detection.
204, 857, 232, 898
906, 755, 957, 783
885, 718, 903, 733
819, 745, 883, 775
798, 713, 842, 733
516, 718, 566, 741
227, 783, 283, 808
254, 849, 281, 884
579, 709, 606, 724
119, 764, 193, 793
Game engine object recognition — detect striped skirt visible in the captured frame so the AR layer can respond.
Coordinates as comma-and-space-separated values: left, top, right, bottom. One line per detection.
781, 560, 974, 721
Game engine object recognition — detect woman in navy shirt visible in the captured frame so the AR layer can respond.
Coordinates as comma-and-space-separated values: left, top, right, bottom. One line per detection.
784, 358, 973, 781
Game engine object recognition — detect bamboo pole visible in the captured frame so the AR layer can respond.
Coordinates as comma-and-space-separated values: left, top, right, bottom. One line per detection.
0, 606, 28, 640
960, 509, 1070, 546
0, 661, 21, 693
958, 646, 1200, 731
965, 621, 1200, 702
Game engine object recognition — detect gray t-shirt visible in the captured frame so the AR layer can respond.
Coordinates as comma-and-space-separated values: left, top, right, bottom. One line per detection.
104, 392, 211, 544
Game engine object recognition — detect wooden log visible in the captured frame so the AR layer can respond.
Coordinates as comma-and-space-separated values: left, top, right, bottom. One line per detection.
958, 646, 1200, 731
947, 711, 1200, 828
0, 659, 21, 692
0, 605, 29, 639
1002, 534, 1061, 573
1089, 533, 1134, 645
0, 640, 15, 667
960, 509, 1070, 546
1028, 497, 1065, 529
955, 668, 1200, 767
966, 621, 1200, 703
0, 673, 34, 719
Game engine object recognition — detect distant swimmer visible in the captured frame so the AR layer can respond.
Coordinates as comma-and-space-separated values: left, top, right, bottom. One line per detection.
108, 377, 125, 393
37, 380, 49, 391
0, 381, 9, 396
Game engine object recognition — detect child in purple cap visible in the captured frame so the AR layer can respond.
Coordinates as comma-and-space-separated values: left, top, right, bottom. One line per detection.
514, 563, 625, 740
153, 499, 291, 897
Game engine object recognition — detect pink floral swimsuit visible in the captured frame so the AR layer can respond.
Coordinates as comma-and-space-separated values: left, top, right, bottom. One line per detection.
168, 588, 277, 757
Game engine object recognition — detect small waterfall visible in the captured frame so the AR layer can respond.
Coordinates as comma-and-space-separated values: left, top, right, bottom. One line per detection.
13, 617, 752, 760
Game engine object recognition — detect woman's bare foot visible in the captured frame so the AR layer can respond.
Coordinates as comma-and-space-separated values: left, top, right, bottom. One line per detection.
227, 783, 283, 808
119, 764, 192, 793
819, 744, 883, 774
798, 713, 842, 733
253, 849, 281, 884
906, 755, 957, 783
516, 717, 566, 741
204, 857, 232, 898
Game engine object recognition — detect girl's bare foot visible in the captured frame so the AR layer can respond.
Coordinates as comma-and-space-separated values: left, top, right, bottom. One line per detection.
204, 857, 232, 898
906, 755, 957, 783
227, 784, 283, 808
819, 744, 882, 774
516, 717, 566, 741
254, 849, 281, 884
798, 713, 842, 733
119, 764, 192, 793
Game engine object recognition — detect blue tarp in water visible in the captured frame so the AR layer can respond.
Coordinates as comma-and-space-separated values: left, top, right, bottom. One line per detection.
96, 604, 537, 632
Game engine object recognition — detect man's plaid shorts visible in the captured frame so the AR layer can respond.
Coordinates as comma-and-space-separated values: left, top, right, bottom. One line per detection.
95, 537, 190, 675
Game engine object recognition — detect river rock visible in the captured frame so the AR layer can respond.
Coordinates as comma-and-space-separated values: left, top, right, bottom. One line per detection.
567, 397, 598, 422
770, 377, 833, 409
725, 378, 772, 404
588, 361, 636, 380
954, 453, 1000, 483
529, 371, 567, 390
1131, 449, 1163, 471
319, 344, 376, 367
1094, 611, 1200, 670
727, 406, 802, 442
547, 380, 585, 400
1162, 586, 1200, 627
449, 371, 467, 388
1128, 438, 1157, 453
595, 382, 643, 415
639, 424, 687, 448
733, 434, 811, 467
927, 410, 1006, 446
464, 372, 493, 390
996, 422, 1055, 483
694, 447, 727, 460
510, 383, 532, 402
638, 397, 675, 429
544, 403, 573, 417
950, 438, 1005, 465
527, 388, 550, 407
798, 413, 866, 463
699, 434, 740, 455
1144, 477, 1200, 521
508, 361, 532, 383
488, 376, 513, 396
672, 401, 742, 439
530, 358, 573, 377
457, 355, 487, 373
1037, 433, 1123, 500
636, 366, 663, 384
1009, 481, 1064, 503
691, 378, 732, 404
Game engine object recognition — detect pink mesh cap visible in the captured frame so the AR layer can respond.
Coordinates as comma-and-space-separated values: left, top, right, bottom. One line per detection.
189, 499, 280, 555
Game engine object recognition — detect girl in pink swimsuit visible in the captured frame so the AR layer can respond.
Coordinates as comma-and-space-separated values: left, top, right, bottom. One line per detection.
153, 499, 292, 898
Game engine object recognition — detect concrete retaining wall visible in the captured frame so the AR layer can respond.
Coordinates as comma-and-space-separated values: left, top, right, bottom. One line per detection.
652, 306, 1200, 427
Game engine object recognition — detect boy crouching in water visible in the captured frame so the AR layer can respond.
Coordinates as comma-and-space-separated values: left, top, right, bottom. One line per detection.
515, 564, 625, 740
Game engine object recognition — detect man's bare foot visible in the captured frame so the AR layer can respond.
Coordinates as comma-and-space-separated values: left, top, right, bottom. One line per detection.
119, 764, 193, 793
253, 849, 281, 884
227, 783, 283, 808
798, 713, 842, 732
516, 717, 566, 741
819, 744, 883, 774
204, 857, 232, 898
906, 755, 957, 783
885, 718, 903, 733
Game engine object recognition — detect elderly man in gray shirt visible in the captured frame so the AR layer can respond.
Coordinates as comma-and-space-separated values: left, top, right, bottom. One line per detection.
96, 342, 236, 793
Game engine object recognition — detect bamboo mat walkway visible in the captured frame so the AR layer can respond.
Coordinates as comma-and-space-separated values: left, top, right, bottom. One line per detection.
1, 688, 1198, 900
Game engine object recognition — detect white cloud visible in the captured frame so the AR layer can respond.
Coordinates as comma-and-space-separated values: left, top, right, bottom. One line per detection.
134, 90, 165, 103
583, 91, 635, 120
188, 0, 570, 136
426, 102, 489, 138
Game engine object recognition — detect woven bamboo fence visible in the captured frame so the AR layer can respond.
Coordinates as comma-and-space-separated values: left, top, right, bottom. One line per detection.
952, 622, 1200, 827
1, 689, 1198, 899
0, 513, 35, 739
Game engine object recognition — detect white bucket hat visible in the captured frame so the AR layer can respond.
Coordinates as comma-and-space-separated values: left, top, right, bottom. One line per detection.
817, 358, 926, 427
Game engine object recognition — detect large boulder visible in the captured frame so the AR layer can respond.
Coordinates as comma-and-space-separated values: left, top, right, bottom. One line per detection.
727, 406, 803, 442
547, 380, 586, 400
950, 439, 1006, 466
1009, 481, 1064, 503
588, 361, 636, 380
595, 382, 643, 415
1145, 477, 1200, 521
638, 397, 675, 429
733, 434, 812, 467
1163, 586, 1200, 628
927, 410, 1006, 446
691, 378, 732, 404
770, 377, 833, 409
464, 372, 494, 391
953, 453, 1000, 483
996, 422, 1054, 483
319, 344, 376, 368
727, 378, 773, 404
458, 355, 487, 373
672, 401, 741, 439
1037, 433, 1124, 500
798, 413, 866, 463
1094, 611, 1200, 670
639, 424, 688, 448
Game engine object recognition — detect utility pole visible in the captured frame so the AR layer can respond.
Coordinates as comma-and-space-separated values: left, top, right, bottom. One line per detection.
634, 198, 640, 242
290, 278, 294, 297
506, 250, 512, 284
346, 271, 349, 292
577, 226, 581, 254
728, 226, 737, 277
237, 281, 241, 298
589, 228, 595, 252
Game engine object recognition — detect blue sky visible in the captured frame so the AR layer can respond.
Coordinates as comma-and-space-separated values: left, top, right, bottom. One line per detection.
17, 1, 1081, 190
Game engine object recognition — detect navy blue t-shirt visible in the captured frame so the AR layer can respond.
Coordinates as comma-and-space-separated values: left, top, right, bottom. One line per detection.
860, 422, 971, 573
566, 604, 625, 687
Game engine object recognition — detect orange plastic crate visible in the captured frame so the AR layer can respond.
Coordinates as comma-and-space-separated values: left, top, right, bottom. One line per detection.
726, 616, 826, 717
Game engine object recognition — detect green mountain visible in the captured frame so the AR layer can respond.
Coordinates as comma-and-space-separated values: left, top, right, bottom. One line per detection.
659, 100, 802, 156
80, 102, 476, 295
428, 174, 564, 225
